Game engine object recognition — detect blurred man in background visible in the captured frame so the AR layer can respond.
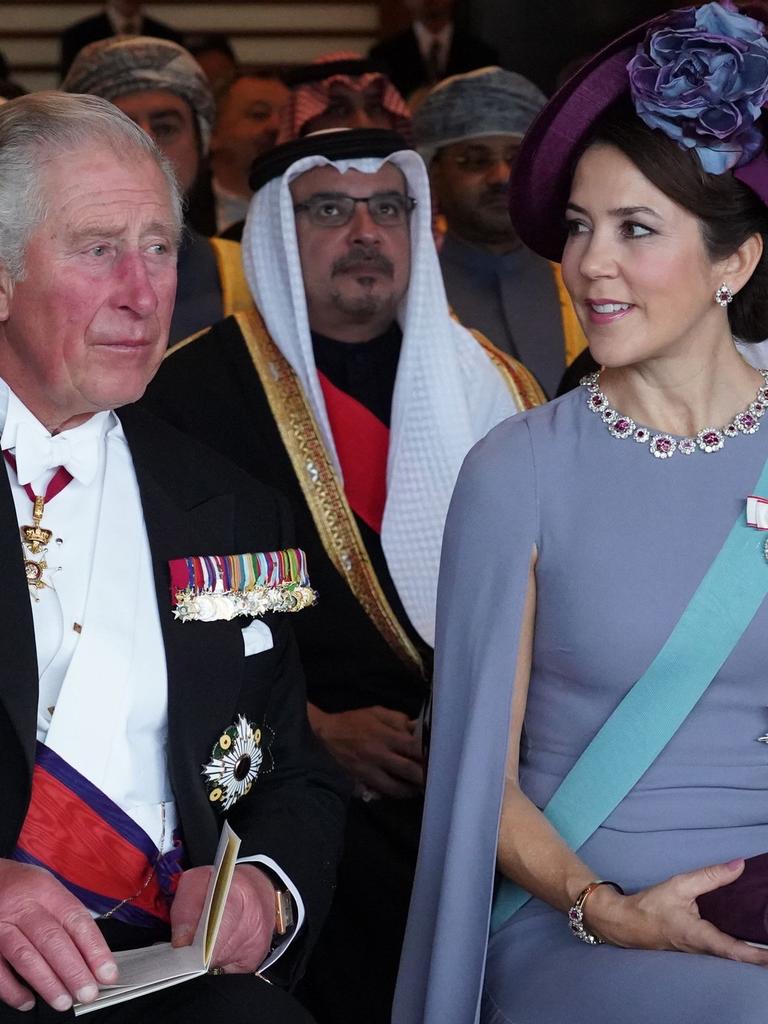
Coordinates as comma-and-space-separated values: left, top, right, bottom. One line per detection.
184, 32, 238, 93
414, 67, 586, 395
277, 53, 411, 143
209, 70, 290, 235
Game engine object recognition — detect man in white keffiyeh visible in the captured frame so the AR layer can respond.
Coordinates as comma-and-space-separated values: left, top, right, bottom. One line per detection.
143, 127, 542, 1024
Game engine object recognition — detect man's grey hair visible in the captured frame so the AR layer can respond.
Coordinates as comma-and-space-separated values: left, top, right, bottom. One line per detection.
0, 91, 184, 281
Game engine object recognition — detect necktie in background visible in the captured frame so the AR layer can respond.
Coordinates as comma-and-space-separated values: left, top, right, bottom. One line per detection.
426, 37, 443, 83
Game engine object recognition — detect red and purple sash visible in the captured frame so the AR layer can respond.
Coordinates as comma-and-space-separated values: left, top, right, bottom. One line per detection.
318, 371, 389, 534
13, 743, 184, 930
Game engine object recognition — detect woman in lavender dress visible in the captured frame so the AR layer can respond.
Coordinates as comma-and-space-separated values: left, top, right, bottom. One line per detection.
394, 5, 768, 1023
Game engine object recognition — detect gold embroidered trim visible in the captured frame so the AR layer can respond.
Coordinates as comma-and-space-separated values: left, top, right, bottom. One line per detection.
210, 237, 253, 317
550, 261, 588, 367
235, 307, 425, 676
467, 328, 546, 409
165, 327, 207, 357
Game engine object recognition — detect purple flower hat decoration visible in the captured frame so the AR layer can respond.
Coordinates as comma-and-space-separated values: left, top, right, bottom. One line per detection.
628, 0, 768, 173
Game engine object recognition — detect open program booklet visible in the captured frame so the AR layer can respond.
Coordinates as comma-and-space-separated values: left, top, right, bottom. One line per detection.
75, 822, 240, 1016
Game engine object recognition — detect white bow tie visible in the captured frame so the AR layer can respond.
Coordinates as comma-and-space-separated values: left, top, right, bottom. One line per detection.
10, 421, 100, 488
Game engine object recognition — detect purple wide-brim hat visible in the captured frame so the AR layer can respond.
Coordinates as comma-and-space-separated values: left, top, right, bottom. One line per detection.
511, 11, 768, 262
510, 18, 657, 263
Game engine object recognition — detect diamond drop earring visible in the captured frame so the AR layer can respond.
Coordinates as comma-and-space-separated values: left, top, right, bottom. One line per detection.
715, 282, 734, 307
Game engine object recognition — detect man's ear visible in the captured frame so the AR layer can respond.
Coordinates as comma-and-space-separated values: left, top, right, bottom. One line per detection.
0, 264, 13, 322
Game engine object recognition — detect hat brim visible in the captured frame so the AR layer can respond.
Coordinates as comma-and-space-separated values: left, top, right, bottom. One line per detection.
510, 17, 659, 263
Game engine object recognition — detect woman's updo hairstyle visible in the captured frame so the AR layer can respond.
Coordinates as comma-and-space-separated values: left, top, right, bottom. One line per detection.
582, 97, 768, 342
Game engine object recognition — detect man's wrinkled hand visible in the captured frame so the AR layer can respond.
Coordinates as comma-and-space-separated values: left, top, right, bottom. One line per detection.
171, 864, 275, 972
0, 859, 117, 1013
309, 705, 424, 799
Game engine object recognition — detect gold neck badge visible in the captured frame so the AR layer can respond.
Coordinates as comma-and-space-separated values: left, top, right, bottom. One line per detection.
21, 493, 55, 592
3, 452, 73, 597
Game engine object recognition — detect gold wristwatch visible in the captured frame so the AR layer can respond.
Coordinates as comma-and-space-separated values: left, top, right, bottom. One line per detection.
274, 886, 295, 938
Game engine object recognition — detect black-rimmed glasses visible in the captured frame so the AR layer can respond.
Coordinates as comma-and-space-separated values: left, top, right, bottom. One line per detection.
293, 192, 417, 227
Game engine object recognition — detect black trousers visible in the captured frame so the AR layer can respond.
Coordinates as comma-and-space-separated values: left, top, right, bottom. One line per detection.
0, 921, 315, 1024
297, 795, 423, 1024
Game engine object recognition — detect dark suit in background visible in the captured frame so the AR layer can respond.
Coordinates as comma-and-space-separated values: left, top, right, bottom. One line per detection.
369, 25, 496, 99
60, 13, 182, 78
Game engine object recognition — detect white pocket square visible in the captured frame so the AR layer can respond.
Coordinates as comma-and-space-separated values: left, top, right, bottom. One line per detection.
241, 619, 274, 656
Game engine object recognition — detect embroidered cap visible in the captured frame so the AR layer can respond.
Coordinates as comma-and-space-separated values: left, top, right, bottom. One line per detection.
62, 35, 216, 152
413, 66, 547, 166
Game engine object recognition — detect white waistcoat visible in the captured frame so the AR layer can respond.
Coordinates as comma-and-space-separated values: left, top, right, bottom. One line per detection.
0, 384, 177, 854
44, 427, 177, 851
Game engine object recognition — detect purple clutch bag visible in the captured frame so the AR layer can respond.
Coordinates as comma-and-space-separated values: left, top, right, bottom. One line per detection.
696, 853, 768, 943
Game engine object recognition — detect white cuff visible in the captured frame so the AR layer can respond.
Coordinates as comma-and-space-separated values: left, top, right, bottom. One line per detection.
236, 854, 305, 973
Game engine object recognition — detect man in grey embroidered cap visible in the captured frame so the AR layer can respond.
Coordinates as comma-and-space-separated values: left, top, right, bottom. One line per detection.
414, 66, 586, 396
63, 35, 252, 344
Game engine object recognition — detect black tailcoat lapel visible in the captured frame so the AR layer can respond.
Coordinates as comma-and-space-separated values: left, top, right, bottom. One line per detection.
0, 466, 39, 851
118, 405, 250, 867
120, 406, 349, 980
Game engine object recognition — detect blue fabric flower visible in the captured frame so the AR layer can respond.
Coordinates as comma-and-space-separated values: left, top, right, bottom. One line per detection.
628, 1, 768, 173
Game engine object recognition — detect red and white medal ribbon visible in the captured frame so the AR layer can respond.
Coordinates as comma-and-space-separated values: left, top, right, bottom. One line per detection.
746, 495, 768, 530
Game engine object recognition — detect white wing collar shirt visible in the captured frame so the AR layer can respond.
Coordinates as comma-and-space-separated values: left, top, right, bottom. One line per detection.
0, 377, 176, 852
243, 146, 521, 646
0, 379, 304, 958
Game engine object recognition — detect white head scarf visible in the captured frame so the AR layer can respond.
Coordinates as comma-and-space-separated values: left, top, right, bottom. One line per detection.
242, 145, 521, 646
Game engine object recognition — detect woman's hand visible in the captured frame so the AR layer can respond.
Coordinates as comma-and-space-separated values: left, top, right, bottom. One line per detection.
584, 859, 768, 966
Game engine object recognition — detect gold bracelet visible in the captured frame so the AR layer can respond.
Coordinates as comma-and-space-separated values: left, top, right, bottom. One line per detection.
567, 879, 624, 944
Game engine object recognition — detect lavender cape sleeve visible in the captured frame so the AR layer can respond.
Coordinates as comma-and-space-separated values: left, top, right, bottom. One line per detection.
392, 414, 540, 1024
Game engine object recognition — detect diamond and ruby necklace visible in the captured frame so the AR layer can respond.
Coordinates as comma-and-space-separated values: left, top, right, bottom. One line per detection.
581, 369, 768, 459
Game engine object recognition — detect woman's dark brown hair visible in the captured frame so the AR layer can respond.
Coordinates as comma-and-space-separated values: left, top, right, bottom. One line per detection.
584, 98, 768, 342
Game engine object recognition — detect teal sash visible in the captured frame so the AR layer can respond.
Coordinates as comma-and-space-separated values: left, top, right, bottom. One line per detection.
492, 454, 768, 932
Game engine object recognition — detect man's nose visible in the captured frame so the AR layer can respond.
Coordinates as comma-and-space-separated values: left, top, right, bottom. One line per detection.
484, 157, 512, 187
115, 252, 160, 315
261, 110, 280, 138
345, 201, 381, 244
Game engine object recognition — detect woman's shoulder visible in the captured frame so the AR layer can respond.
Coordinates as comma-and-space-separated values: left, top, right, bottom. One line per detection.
451, 391, 582, 528
470, 387, 583, 466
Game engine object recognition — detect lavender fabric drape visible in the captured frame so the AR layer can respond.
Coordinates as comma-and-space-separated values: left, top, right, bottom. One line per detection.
394, 384, 768, 1024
